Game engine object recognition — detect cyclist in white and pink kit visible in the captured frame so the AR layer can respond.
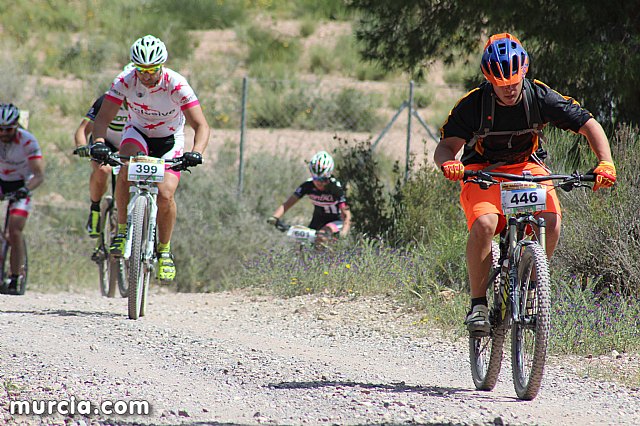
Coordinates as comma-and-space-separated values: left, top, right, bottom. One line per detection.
0, 104, 45, 295
91, 35, 210, 282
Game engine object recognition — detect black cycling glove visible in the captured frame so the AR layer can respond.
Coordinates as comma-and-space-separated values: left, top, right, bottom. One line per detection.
15, 187, 30, 200
182, 151, 203, 167
90, 143, 110, 161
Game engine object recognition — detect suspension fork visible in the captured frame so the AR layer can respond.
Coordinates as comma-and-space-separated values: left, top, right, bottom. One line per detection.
123, 186, 158, 260
508, 215, 546, 321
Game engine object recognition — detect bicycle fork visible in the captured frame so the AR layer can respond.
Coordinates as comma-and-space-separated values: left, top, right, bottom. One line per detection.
124, 187, 158, 263
508, 216, 546, 324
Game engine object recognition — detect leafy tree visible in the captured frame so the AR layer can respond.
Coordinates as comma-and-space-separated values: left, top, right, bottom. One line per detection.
347, 0, 640, 125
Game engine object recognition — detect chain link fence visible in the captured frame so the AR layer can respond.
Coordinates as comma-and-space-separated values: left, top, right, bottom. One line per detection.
208, 76, 458, 193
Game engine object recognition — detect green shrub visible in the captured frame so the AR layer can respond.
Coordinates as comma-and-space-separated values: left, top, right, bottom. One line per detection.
243, 25, 301, 67
248, 80, 382, 132
332, 34, 392, 81
151, 0, 246, 29
307, 45, 335, 75
332, 137, 398, 239
388, 84, 434, 110
299, 18, 317, 37
172, 146, 307, 292
551, 124, 640, 295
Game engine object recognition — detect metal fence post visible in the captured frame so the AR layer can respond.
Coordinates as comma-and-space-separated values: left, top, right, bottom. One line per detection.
238, 76, 248, 196
405, 80, 414, 182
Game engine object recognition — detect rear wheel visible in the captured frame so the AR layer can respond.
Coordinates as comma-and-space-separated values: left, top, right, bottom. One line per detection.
511, 242, 550, 400
107, 203, 128, 298
0, 236, 28, 296
127, 197, 149, 320
470, 240, 506, 390
16, 237, 27, 295
99, 197, 117, 298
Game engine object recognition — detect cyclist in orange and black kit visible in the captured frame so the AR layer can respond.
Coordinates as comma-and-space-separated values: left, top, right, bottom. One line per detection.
268, 151, 351, 247
434, 33, 616, 336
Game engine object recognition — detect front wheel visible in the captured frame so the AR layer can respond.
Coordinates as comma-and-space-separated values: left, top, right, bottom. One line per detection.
469, 241, 506, 391
511, 242, 551, 400
127, 197, 149, 320
0, 236, 28, 296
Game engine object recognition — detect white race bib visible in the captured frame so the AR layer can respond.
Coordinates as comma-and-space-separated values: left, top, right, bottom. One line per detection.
286, 225, 316, 243
128, 156, 165, 183
500, 181, 547, 215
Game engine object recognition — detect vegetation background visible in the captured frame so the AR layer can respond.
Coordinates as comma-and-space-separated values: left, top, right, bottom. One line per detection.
0, 0, 638, 384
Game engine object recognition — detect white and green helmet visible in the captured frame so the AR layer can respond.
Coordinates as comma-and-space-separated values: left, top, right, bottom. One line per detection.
309, 151, 334, 179
130, 35, 168, 66
0, 103, 20, 126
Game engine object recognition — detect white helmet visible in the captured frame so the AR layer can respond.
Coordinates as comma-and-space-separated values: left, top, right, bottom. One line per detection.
130, 35, 168, 66
0, 103, 20, 126
309, 151, 334, 179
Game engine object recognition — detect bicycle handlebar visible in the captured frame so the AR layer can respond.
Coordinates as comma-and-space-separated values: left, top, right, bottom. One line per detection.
0, 191, 27, 202
91, 151, 195, 172
463, 170, 596, 192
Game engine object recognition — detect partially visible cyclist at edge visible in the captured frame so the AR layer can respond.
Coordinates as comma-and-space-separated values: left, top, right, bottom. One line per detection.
0, 103, 45, 295
73, 63, 134, 239
267, 151, 351, 248
433, 33, 616, 336
90, 35, 210, 282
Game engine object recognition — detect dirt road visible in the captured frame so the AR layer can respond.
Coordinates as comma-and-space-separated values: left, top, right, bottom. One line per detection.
0, 289, 638, 425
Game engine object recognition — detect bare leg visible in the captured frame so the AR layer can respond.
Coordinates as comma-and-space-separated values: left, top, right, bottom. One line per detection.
8, 214, 27, 276
467, 214, 499, 299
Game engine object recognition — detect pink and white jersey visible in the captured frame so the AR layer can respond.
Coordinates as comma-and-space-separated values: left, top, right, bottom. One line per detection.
105, 67, 200, 138
0, 128, 43, 182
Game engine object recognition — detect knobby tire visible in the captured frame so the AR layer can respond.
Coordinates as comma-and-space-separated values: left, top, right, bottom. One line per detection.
108, 202, 128, 298
127, 197, 149, 320
469, 240, 506, 391
0, 236, 28, 296
511, 242, 550, 400
98, 196, 116, 297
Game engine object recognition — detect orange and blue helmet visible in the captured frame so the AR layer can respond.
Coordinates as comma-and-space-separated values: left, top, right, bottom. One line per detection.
480, 33, 529, 86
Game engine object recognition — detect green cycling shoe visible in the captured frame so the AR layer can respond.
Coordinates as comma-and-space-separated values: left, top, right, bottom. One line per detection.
157, 252, 176, 281
110, 233, 126, 257
86, 209, 101, 239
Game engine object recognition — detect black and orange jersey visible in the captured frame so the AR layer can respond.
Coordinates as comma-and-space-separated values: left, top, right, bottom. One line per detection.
440, 79, 592, 165
294, 178, 348, 230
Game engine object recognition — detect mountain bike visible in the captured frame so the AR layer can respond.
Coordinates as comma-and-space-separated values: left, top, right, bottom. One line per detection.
74, 148, 127, 298
464, 169, 595, 400
274, 220, 317, 245
0, 192, 29, 296
95, 152, 192, 320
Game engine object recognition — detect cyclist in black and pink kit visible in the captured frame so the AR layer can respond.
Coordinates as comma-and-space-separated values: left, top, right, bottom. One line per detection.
268, 151, 351, 247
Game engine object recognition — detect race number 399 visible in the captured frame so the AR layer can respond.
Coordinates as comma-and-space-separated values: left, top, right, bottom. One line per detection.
128, 156, 165, 182
500, 182, 547, 215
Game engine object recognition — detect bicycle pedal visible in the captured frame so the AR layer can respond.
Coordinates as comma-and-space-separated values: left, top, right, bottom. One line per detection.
469, 329, 490, 338
91, 250, 105, 263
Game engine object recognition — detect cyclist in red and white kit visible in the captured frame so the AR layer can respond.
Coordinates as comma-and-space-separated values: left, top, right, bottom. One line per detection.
91, 35, 210, 282
0, 104, 45, 294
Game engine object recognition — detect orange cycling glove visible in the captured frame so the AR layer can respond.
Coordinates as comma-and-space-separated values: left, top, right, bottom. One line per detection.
441, 160, 465, 181
593, 160, 616, 191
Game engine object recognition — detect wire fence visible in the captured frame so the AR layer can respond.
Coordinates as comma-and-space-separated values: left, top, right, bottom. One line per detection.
232, 76, 455, 194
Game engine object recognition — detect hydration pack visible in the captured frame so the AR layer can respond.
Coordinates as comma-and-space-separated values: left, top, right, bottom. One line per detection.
463, 79, 548, 165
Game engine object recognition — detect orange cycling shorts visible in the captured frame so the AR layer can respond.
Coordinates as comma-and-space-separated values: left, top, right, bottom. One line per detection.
460, 161, 561, 233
